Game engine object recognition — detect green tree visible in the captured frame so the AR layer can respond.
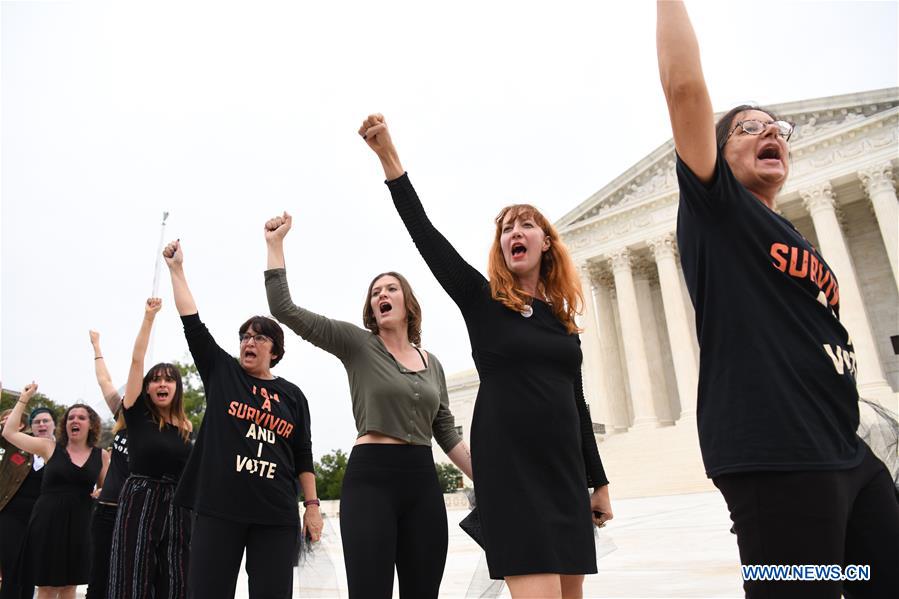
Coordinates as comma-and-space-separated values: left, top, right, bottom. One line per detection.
173, 361, 206, 433
1, 387, 68, 429
314, 449, 348, 500
435, 462, 463, 493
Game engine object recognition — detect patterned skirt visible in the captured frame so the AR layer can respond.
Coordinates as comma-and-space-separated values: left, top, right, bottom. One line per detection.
107, 475, 190, 599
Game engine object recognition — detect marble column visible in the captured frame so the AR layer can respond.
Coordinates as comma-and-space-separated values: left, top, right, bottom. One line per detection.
858, 162, 899, 294
633, 271, 675, 424
801, 182, 891, 396
577, 264, 607, 432
648, 234, 699, 418
609, 247, 658, 427
594, 274, 631, 432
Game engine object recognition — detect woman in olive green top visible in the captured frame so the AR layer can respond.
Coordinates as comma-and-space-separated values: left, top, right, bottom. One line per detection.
264, 212, 472, 599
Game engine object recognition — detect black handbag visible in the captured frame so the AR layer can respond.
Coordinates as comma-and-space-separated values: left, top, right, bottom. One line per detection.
459, 506, 485, 549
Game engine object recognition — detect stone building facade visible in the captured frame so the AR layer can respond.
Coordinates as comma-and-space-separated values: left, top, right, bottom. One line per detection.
438, 88, 898, 472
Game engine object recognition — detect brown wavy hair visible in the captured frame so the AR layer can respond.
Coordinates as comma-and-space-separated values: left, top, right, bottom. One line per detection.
142, 363, 191, 442
487, 204, 583, 334
56, 403, 102, 447
0, 408, 28, 433
362, 271, 423, 346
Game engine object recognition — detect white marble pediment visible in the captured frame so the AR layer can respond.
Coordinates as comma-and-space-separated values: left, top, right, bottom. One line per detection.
557, 87, 899, 232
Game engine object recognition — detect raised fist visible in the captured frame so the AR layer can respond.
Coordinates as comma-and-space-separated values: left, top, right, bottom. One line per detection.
89, 330, 100, 346
163, 240, 183, 267
145, 297, 162, 315
21, 382, 38, 401
264, 212, 293, 244
358, 113, 395, 157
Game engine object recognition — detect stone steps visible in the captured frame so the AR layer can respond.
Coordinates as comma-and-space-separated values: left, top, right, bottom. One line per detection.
597, 417, 715, 499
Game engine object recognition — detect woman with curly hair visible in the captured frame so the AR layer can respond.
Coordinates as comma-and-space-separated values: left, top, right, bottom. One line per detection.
1, 384, 108, 599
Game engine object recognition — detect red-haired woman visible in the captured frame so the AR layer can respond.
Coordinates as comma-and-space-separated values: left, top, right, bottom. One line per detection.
1, 385, 108, 599
360, 115, 612, 599
107, 298, 193, 599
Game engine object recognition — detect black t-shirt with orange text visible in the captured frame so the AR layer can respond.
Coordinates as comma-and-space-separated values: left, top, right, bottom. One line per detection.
676, 152, 864, 478
173, 313, 314, 525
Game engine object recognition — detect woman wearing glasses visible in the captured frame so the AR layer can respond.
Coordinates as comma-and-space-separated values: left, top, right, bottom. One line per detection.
263, 212, 473, 599
657, 2, 898, 597
0, 405, 56, 599
162, 240, 322, 599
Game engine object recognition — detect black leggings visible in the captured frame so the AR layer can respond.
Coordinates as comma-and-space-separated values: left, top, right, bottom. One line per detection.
714, 444, 899, 599
188, 512, 298, 599
339, 444, 448, 599
85, 502, 117, 599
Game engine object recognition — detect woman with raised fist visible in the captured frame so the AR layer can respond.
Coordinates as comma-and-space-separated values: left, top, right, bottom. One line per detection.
264, 211, 472, 599
2, 384, 108, 599
106, 298, 193, 599
359, 114, 611, 599
162, 239, 321, 599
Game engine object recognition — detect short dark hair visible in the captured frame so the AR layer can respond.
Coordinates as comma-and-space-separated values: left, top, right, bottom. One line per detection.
29, 406, 56, 426
239, 316, 285, 367
715, 104, 781, 149
362, 272, 423, 346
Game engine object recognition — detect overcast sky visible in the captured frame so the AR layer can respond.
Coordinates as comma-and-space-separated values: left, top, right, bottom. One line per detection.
2, 0, 897, 458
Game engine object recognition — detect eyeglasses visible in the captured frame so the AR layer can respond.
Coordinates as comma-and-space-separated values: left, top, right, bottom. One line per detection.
726, 119, 794, 143
239, 333, 272, 344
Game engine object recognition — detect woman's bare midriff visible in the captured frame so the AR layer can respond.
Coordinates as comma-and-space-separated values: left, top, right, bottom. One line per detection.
355, 431, 411, 445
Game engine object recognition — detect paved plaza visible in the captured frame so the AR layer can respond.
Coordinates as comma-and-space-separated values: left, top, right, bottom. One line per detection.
73, 490, 743, 598
251, 490, 743, 598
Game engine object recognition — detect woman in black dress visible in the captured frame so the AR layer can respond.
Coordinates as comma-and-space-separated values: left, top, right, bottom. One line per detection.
1, 384, 108, 599
360, 114, 612, 599
657, 2, 899, 597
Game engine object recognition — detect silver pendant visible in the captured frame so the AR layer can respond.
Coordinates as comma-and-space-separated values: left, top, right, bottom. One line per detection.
521, 305, 534, 318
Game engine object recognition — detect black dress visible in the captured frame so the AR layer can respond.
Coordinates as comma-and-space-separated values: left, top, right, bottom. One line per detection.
21, 444, 101, 587
386, 173, 609, 579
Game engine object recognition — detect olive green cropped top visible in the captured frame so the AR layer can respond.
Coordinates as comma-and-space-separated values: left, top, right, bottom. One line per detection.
265, 268, 463, 453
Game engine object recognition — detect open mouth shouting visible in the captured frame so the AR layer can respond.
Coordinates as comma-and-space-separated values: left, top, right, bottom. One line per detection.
155, 389, 171, 402
756, 142, 783, 166
70, 423, 82, 435
379, 301, 393, 315
510, 241, 527, 260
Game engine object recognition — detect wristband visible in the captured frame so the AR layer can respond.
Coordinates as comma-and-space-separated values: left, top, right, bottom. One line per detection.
303, 499, 321, 507
95, 356, 104, 360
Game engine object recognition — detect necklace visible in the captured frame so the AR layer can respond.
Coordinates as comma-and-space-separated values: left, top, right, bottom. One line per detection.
520, 303, 533, 318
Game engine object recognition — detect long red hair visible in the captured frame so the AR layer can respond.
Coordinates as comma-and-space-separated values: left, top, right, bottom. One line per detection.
487, 204, 583, 334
